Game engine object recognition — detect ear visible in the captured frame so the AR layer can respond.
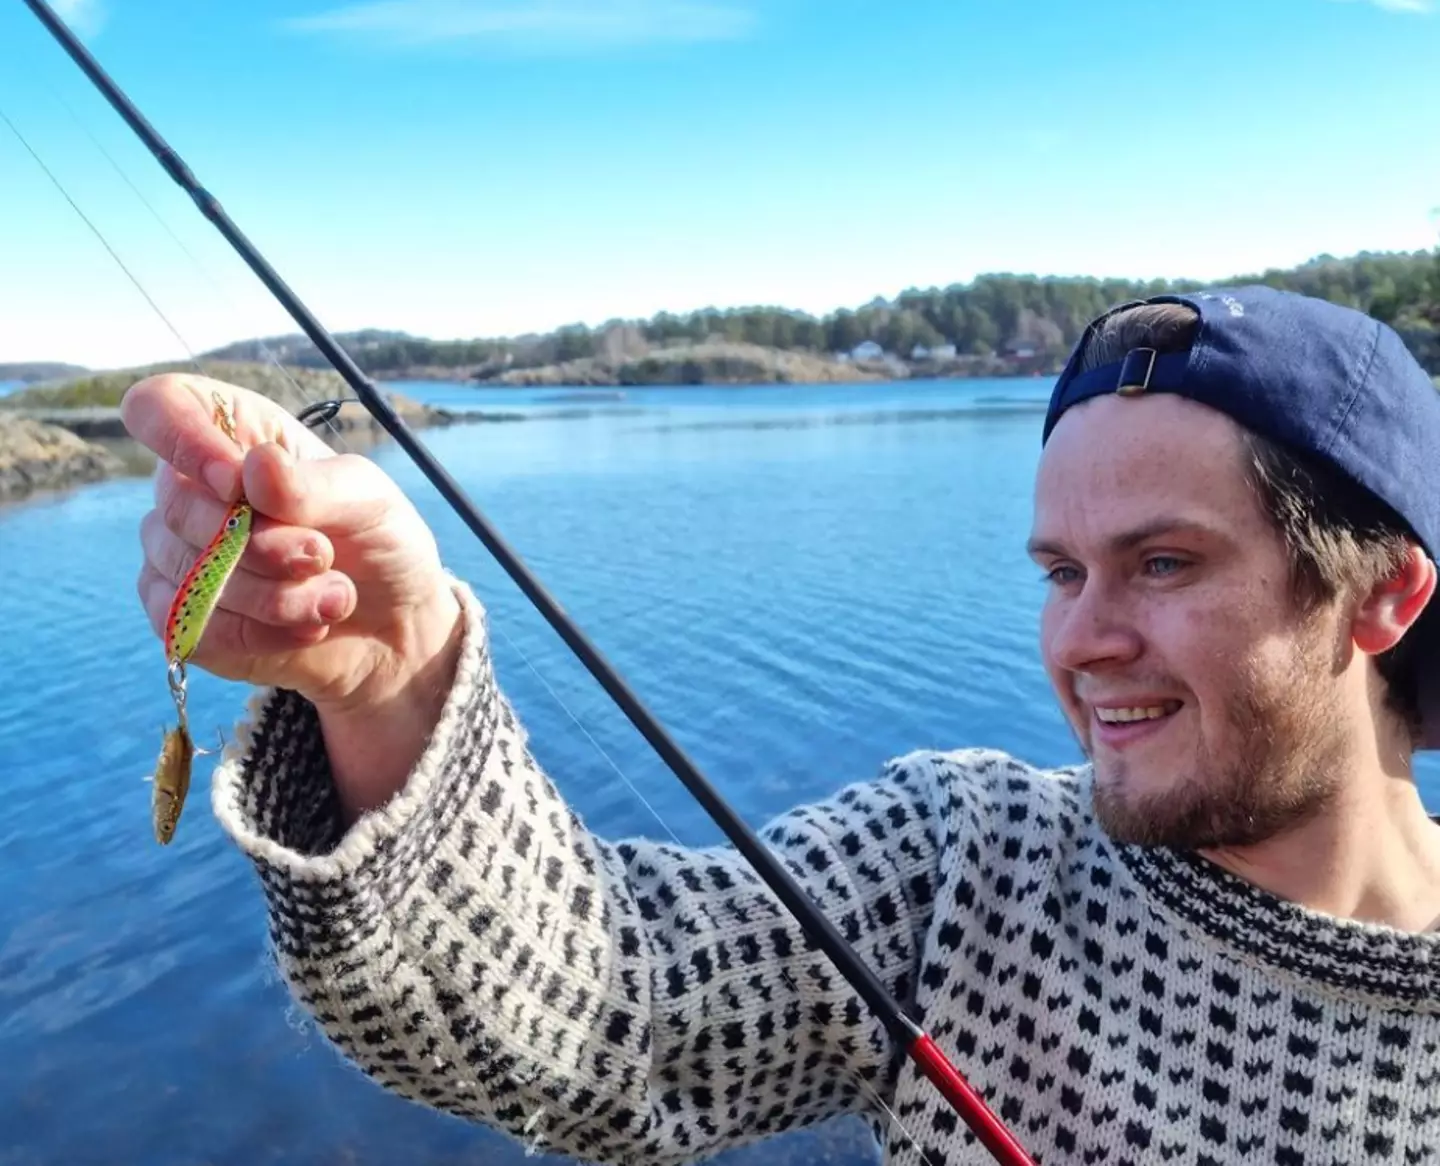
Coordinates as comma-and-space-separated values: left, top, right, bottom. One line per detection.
1351, 543, 1438, 656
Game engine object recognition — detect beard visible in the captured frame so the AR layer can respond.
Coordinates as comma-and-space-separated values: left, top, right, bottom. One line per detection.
1082, 621, 1352, 851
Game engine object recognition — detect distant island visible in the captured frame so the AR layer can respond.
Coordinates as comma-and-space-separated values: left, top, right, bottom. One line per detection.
8, 247, 1437, 392
0, 361, 89, 385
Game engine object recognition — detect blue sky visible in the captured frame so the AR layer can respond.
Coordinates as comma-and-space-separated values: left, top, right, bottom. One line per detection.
1, 0, 1437, 368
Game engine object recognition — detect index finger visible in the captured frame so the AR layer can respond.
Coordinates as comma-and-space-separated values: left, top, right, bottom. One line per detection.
120, 373, 332, 501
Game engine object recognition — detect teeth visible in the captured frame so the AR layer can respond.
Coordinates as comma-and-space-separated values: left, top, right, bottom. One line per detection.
1095, 705, 1172, 723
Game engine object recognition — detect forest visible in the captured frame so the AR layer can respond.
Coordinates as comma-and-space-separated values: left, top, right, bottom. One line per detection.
195, 249, 1440, 381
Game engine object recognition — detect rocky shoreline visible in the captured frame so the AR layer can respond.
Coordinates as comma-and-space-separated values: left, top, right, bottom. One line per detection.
0, 414, 127, 501
469, 341, 899, 386
0, 390, 473, 504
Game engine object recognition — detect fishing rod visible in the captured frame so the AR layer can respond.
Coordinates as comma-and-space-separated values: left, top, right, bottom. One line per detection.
17, 3, 1036, 1162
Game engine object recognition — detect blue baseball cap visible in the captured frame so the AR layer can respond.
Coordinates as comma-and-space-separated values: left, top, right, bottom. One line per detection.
1042, 284, 1440, 748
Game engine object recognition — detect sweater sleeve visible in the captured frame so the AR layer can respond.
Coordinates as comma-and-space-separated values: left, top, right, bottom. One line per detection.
211, 576, 947, 1165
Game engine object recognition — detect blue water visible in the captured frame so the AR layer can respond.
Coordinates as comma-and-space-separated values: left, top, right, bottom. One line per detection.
3, 377, 1436, 1166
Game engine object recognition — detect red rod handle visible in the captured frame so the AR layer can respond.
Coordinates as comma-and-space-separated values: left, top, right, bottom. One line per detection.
909, 1034, 1038, 1166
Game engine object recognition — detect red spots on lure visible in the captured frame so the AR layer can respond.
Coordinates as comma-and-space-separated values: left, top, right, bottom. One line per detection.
164, 499, 253, 664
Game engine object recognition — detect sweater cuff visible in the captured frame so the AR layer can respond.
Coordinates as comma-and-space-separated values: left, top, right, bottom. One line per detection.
209, 576, 504, 945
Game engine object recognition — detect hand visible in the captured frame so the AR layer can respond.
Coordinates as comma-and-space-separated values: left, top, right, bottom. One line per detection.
123, 372, 462, 726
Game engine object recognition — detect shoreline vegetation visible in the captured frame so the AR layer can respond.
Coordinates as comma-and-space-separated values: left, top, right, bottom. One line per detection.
2, 250, 1437, 501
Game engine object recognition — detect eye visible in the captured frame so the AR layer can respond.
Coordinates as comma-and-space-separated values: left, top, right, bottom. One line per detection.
225, 515, 240, 531
1041, 564, 1081, 585
1143, 555, 1186, 576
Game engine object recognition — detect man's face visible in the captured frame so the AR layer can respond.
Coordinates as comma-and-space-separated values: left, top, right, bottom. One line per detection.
1029, 392, 1351, 849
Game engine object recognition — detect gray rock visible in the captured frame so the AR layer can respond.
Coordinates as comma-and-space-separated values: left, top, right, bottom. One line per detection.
0, 414, 126, 501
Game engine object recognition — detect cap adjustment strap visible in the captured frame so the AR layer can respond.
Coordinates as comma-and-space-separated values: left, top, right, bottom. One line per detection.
1116, 347, 1158, 396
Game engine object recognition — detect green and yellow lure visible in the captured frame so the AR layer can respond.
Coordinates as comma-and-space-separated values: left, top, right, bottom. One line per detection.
163, 498, 253, 664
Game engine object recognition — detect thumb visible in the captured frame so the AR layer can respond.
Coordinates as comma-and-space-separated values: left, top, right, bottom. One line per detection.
121, 373, 332, 502
121, 373, 247, 501
242, 442, 399, 533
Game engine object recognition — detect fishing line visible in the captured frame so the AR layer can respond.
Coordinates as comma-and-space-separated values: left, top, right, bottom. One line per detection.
26, 62, 352, 437
0, 102, 203, 377
11, 4, 1038, 1162
489, 620, 686, 847
0, 67, 346, 445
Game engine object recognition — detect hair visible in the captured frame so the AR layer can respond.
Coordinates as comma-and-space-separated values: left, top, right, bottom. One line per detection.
1073, 300, 1433, 743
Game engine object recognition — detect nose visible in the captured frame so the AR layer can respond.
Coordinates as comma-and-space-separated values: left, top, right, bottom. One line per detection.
1043, 577, 1143, 674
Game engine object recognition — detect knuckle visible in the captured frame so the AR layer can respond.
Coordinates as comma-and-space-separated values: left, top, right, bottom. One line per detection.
245, 526, 298, 573
233, 610, 263, 658
140, 510, 181, 581
159, 481, 193, 537
167, 543, 198, 587
262, 579, 314, 626
153, 458, 179, 502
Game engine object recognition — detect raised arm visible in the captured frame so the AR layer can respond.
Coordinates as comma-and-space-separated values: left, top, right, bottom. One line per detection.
122, 372, 961, 1163
214, 578, 948, 1164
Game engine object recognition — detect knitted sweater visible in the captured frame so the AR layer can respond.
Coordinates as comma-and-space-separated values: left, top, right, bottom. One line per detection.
212, 579, 1440, 1166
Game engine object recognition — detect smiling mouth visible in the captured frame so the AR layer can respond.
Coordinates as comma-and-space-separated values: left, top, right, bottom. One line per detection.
1093, 700, 1183, 724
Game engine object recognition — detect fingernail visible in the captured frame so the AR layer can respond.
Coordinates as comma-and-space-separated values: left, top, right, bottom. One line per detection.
318, 585, 350, 623
204, 461, 239, 500
288, 540, 325, 579
290, 553, 324, 580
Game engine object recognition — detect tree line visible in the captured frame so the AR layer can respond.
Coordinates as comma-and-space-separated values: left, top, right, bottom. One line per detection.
201, 248, 1440, 377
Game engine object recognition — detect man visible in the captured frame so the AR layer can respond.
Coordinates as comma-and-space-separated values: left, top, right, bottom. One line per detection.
125, 284, 1440, 1165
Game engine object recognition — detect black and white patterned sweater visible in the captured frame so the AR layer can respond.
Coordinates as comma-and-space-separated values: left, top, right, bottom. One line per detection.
212, 579, 1440, 1166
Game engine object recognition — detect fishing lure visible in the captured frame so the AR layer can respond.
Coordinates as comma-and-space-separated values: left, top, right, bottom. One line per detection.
163, 498, 253, 663
150, 721, 194, 845
151, 390, 252, 845
149, 701, 227, 845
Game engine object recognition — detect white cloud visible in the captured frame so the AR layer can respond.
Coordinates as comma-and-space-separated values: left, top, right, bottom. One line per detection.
50, 0, 106, 36
279, 0, 756, 51
1330, 0, 1433, 12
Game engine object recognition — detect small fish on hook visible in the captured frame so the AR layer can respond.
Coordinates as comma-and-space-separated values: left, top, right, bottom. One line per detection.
150, 720, 194, 846
148, 678, 228, 846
